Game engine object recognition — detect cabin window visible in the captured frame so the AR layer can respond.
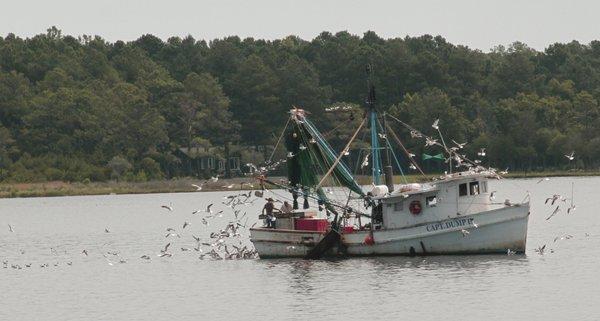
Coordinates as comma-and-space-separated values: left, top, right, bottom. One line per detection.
469, 181, 480, 195
481, 181, 488, 193
459, 183, 468, 196
426, 196, 437, 207
394, 201, 403, 212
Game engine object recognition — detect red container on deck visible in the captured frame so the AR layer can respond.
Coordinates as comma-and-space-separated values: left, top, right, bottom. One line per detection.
342, 226, 355, 234
294, 218, 329, 232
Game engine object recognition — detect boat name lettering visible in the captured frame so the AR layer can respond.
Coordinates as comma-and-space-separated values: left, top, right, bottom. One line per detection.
426, 218, 475, 232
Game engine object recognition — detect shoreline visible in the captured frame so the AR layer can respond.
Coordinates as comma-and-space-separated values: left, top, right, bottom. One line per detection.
0, 170, 597, 199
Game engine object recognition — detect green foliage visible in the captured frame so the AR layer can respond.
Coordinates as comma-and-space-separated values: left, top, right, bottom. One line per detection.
2, 28, 600, 183
107, 156, 132, 181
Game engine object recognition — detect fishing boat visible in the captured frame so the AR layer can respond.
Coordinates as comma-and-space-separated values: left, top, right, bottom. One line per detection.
250, 69, 530, 259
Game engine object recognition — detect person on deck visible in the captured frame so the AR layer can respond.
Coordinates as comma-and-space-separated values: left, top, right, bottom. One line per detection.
280, 201, 293, 214
263, 198, 276, 228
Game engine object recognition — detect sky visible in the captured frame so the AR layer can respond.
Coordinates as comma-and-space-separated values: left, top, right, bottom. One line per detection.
2, 0, 600, 51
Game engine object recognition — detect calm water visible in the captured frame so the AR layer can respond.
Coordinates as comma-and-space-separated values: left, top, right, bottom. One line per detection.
1, 177, 599, 321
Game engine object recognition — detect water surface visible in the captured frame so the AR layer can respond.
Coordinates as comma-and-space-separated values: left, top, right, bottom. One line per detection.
1, 177, 599, 320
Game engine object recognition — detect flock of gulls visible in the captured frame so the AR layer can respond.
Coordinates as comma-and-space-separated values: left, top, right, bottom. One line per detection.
2, 185, 264, 270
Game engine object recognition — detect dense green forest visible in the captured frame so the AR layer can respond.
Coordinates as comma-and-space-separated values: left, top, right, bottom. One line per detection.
1, 27, 599, 183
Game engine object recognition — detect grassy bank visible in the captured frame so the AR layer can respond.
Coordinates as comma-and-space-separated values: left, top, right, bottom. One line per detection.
1, 170, 598, 198
0, 177, 260, 198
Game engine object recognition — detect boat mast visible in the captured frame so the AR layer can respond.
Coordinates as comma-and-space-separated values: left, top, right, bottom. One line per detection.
366, 64, 382, 185
366, 64, 393, 191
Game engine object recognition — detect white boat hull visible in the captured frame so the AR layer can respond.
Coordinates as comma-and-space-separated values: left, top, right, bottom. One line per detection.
250, 203, 529, 258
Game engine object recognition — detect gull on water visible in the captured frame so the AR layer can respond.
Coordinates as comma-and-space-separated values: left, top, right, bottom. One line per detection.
536, 177, 550, 184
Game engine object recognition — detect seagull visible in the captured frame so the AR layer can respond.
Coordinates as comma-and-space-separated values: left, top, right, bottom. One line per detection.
104, 227, 110, 233
140, 255, 151, 260
378, 133, 387, 139
161, 204, 173, 211
452, 140, 466, 149
545, 194, 564, 205
210, 176, 219, 182
534, 244, 546, 255
183, 221, 190, 229
191, 184, 203, 191
361, 154, 370, 168
8, 224, 13, 233
299, 144, 307, 151
545, 206, 561, 221
425, 137, 438, 147
161, 243, 171, 253
477, 148, 486, 157
410, 130, 422, 138
489, 191, 497, 201
432, 119, 440, 130
165, 232, 181, 238
499, 168, 509, 175
460, 229, 470, 237
408, 152, 416, 158
206, 203, 214, 214
166, 227, 176, 232
81, 249, 88, 256
507, 249, 516, 255
287, 152, 296, 158
158, 252, 172, 258
192, 235, 201, 242
536, 177, 550, 184
565, 151, 575, 161
567, 205, 576, 214
553, 235, 573, 242
409, 164, 417, 170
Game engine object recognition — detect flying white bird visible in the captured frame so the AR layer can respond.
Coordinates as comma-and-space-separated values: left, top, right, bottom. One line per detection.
432, 119, 440, 130
477, 148, 486, 157
191, 184, 203, 191
452, 140, 466, 149
425, 137, 438, 147
565, 151, 575, 161
161, 204, 173, 211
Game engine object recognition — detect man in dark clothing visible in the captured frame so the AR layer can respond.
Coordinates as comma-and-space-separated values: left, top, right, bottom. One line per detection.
262, 198, 276, 228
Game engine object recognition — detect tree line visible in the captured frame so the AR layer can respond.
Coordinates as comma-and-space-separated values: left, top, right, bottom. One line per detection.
1, 26, 599, 183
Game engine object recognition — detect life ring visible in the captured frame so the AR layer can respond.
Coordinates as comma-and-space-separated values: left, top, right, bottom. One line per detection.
409, 200, 422, 215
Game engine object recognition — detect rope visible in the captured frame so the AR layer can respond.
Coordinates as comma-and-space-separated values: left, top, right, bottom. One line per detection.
317, 116, 367, 189
267, 116, 291, 164
385, 122, 426, 175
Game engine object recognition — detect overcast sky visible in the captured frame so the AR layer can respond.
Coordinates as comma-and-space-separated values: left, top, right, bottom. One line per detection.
2, 0, 600, 51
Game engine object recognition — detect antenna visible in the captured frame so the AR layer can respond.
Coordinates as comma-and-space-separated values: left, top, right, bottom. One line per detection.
365, 64, 382, 185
